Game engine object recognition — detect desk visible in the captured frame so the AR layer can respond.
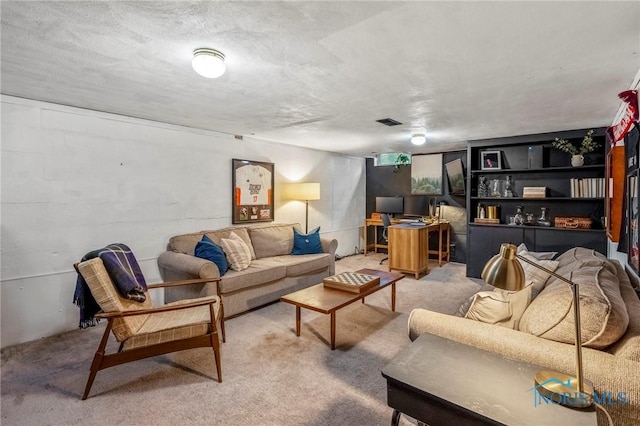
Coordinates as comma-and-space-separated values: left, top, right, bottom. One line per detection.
363, 218, 406, 255
364, 218, 439, 255
385, 221, 450, 279
363, 218, 388, 255
428, 221, 450, 266
382, 333, 596, 426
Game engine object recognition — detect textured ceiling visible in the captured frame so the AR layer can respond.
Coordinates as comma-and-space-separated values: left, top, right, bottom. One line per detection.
2, 1, 639, 157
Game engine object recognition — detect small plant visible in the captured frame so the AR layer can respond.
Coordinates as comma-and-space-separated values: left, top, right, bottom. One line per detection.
552, 129, 599, 156
393, 153, 411, 173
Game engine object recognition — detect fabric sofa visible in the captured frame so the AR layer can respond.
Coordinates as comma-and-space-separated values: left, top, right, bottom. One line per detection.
408, 247, 640, 425
158, 223, 338, 318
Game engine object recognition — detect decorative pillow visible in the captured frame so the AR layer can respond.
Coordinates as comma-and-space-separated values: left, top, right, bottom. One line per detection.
464, 286, 532, 329
517, 252, 560, 300
195, 235, 229, 276
517, 243, 557, 260
220, 232, 251, 271
519, 258, 630, 349
291, 227, 324, 255
249, 224, 295, 258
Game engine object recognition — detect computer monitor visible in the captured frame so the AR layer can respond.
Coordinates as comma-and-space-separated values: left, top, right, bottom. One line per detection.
403, 196, 429, 217
375, 196, 404, 215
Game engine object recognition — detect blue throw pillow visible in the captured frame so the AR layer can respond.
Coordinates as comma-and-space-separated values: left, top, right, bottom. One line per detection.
291, 227, 324, 255
195, 235, 229, 276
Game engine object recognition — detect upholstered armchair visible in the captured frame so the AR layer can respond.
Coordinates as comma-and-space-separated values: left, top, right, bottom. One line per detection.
74, 257, 224, 400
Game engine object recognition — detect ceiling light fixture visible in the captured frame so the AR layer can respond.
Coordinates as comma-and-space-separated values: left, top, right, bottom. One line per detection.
411, 134, 426, 145
192, 48, 226, 78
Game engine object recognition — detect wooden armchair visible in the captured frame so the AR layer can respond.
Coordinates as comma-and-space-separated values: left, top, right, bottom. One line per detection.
74, 257, 225, 400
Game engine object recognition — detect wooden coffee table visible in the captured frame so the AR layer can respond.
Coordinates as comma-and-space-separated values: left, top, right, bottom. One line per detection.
280, 268, 404, 350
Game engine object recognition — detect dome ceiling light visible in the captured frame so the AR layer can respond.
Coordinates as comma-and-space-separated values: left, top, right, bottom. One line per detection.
411, 133, 426, 145
192, 48, 226, 78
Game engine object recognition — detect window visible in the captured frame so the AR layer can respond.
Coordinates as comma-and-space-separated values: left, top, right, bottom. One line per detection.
375, 153, 412, 167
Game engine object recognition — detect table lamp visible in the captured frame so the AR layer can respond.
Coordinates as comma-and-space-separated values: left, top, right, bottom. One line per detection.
481, 243, 593, 408
284, 183, 320, 233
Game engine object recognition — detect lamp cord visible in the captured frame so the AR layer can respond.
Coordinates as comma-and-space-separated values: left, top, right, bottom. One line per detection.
594, 402, 613, 426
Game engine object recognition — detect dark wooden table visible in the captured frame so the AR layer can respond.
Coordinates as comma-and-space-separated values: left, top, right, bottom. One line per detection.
280, 269, 404, 349
381, 333, 596, 425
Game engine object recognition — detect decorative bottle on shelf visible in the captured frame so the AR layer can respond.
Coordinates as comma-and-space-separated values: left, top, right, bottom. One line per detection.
503, 175, 514, 197
538, 207, 552, 227
490, 179, 502, 197
514, 205, 525, 225
478, 176, 488, 197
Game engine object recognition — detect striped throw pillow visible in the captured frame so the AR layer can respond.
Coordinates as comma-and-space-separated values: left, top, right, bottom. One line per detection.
220, 231, 251, 271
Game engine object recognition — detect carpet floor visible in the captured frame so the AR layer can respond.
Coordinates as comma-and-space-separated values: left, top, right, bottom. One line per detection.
1, 254, 483, 426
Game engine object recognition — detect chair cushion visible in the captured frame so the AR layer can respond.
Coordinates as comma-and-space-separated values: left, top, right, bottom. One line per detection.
78, 258, 152, 342
220, 232, 252, 271
195, 235, 229, 276
249, 224, 295, 258
519, 249, 630, 349
291, 227, 324, 255
122, 296, 220, 350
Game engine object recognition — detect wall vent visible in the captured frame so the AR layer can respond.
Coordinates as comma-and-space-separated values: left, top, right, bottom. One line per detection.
376, 118, 402, 126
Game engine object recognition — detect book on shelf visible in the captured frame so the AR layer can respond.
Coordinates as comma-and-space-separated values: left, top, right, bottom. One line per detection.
323, 272, 381, 293
523, 187, 546, 198
569, 177, 605, 198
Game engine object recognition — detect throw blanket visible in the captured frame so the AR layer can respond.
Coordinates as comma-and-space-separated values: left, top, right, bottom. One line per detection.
73, 243, 148, 328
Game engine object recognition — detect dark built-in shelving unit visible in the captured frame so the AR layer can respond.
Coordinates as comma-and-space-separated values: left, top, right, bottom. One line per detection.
466, 128, 608, 278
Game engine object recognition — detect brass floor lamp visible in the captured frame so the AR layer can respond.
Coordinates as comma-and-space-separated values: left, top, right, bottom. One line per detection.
284, 183, 320, 233
481, 243, 593, 409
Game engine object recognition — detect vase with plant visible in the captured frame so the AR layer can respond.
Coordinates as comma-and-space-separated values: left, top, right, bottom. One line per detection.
551, 129, 599, 167
393, 153, 411, 173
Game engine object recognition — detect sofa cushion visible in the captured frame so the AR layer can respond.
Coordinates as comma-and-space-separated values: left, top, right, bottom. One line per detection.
168, 232, 203, 256
464, 286, 531, 329
270, 253, 333, 277
195, 235, 229, 276
517, 252, 559, 300
218, 258, 287, 294
517, 243, 557, 260
249, 224, 295, 258
168, 226, 257, 260
204, 227, 256, 260
220, 232, 252, 271
291, 227, 324, 255
519, 248, 630, 349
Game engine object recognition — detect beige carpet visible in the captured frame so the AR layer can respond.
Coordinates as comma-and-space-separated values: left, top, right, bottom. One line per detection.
1, 254, 483, 426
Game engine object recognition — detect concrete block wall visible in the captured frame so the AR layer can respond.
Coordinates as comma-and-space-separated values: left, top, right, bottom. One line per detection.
0, 96, 365, 348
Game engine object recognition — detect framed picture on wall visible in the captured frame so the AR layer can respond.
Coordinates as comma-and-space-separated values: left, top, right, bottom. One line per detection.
411, 153, 443, 195
481, 150, 502, 170
232, 159, 274, 224
445, 158, 466, 195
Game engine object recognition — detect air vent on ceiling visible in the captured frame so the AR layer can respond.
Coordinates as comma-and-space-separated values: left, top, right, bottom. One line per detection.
376, 118, 402, 126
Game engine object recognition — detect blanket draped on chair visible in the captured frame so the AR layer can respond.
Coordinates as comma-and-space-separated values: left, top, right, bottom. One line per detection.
73, 243, 148, 328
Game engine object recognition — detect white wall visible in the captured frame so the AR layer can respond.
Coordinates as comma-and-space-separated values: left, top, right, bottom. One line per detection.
0, 96, 365, 348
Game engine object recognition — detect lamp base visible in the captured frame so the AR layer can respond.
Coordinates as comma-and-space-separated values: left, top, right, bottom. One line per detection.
533, 371, 594, 409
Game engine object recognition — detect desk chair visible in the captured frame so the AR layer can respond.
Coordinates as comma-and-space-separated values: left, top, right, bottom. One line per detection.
380, 213, 392, 264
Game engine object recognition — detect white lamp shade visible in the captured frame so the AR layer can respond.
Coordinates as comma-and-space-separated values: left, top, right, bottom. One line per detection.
411, 134, 426, 145
284, 183, 321, 200
192, 48, 226, 78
